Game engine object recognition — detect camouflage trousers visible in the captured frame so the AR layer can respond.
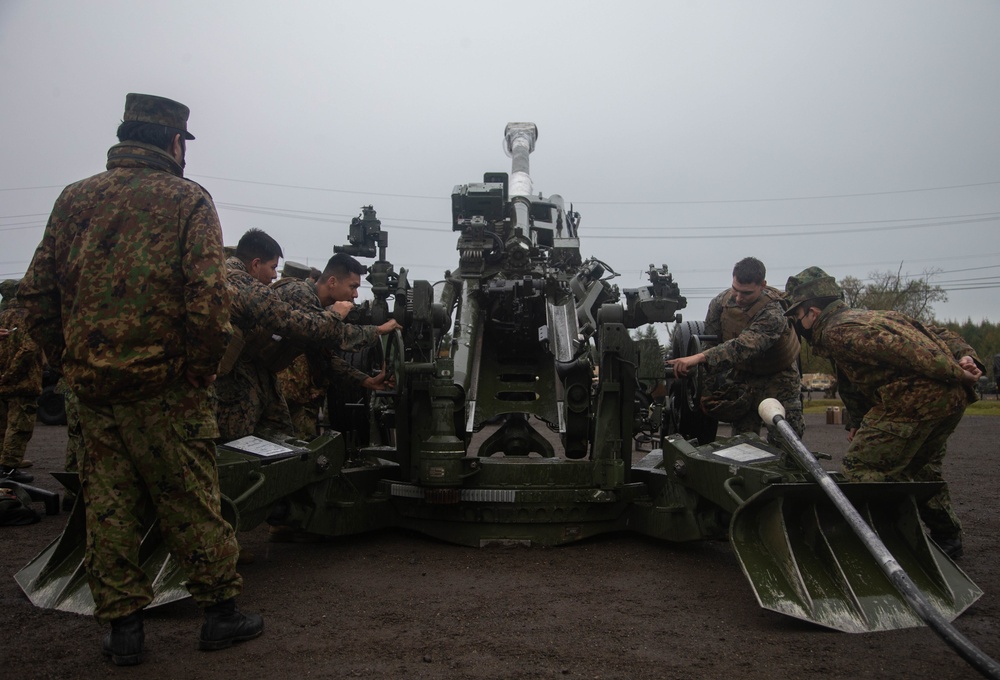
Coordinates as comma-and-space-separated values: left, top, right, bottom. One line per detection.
76, 379, 242, 623
0, 395, 37, 467
288, 400, 322, 441
843, 409, 964, 540
62, 386, 84, 473
213, 359, 293, 442
730, 368, 804, 444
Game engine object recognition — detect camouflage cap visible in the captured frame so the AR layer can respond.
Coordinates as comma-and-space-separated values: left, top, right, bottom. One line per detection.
783, 267, 842, 316
0, 279, 19, 301
123, 93, 195, 140
281, 261, 312, 280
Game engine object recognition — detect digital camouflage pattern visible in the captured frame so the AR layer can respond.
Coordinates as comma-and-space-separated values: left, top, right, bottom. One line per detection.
18, 142, 233, 404
77, 380, 241, 623
0, 396, 38, 469
56, 377, 83, 473
122, 92, 195, 139
0, 302, 43, 399
1, 296, 44, 469
271, 277, 383, 440
214, 259, 377, 441
810, 299, 982, 539
702, 288, 803, 438
18, 131, 241, 623
276, 354, 325, 439
271, 277, 375, 384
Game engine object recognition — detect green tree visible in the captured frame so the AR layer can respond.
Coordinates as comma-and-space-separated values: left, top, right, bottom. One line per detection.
632, 326, 663, 382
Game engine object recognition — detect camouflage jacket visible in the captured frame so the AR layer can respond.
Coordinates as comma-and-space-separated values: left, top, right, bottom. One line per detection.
702, 288, 796, 373
0, 303, 44, 398
270, 278, 377, 385
18, 142, 232, 404
224, 259, 374, 361
811, 300, 981, 422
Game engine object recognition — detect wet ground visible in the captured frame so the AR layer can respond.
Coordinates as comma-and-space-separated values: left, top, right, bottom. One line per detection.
2, 414, 997, 679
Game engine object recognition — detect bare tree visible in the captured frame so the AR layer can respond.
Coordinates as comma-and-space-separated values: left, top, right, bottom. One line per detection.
842, 265, 947, 323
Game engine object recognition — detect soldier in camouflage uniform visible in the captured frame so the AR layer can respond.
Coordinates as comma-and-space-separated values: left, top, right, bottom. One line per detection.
0, 280, 43, 483
784, 267, 984, 559
273, 252, 397, 439
274, 262, 327, 439
215, 230, 400, 442
668, 257, 804, 441
18, 93, 262, 665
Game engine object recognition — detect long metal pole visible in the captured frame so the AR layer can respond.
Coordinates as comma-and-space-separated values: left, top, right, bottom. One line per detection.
758, 398, 1000, 680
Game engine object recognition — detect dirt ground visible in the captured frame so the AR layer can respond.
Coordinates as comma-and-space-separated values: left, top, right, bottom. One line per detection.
2, 413, 998, 679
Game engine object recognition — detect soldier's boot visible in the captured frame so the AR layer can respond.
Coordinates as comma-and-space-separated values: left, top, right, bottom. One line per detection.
198, 599, 264, 651
102, 611, 145, 666
0, 466, 34, 484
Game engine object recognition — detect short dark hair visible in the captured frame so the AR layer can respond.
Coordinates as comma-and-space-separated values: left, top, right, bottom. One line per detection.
236, 228, 283, 263
322, 252, 367, 280
116, 121, 181, 151
733, 257, 766, 285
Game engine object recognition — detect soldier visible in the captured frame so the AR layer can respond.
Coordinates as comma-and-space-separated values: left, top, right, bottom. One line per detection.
668, 257, 804, 441
0, 279, 43, 483
18, 93, 262, 665
784, 267, 983, 559
273, 252, 396, 439
274, 261, 327, 439
214, 229, 400, 442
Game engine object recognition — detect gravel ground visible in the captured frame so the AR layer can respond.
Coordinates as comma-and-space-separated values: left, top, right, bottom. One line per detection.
2, 413, 997, 679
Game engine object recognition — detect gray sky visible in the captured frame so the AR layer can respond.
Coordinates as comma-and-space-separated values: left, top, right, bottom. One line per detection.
2, 0, 998, 329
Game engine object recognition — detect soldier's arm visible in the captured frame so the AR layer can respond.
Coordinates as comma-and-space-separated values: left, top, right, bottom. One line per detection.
927, 325, 985, 372
327, 354, 371, 384
703, 301, 786, 369
18, 204, 67, 366
182, 192, 233, 378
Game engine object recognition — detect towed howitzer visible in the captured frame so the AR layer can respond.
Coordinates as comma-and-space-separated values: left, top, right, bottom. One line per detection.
17, 123, 985, 642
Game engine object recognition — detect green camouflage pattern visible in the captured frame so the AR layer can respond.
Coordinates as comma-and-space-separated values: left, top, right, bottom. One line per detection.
213, 260, 376, 441
271, 278, 374, 383
811, 299, 981, 539
783, 266, 843, 315
77, 379, 241, 623
18, 135, 240, 623
0, 302, 43, 399
123, 93, 195, 139
843, 410, 964, 538
276, 354, 325, 439
18, 142, 233, 404
56, 378, 84, 473
0, 396, 38, 468
811, 301, 979, 421
702, 288, 803, 438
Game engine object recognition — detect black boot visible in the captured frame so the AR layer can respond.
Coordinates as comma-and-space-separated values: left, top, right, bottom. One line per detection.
0, 465, 33, 483
199, 599, 264, 651
102, 611, 144, 666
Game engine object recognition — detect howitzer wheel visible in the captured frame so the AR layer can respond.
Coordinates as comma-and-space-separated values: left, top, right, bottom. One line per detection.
665, 320, 718, 444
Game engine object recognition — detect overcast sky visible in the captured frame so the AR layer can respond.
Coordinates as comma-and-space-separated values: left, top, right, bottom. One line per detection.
2, 0, 998, 330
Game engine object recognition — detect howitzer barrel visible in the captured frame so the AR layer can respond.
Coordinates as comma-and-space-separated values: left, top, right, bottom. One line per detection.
505, 123, 538, 232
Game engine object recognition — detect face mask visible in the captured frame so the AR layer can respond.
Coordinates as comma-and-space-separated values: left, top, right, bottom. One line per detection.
793, 316, 813, 343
